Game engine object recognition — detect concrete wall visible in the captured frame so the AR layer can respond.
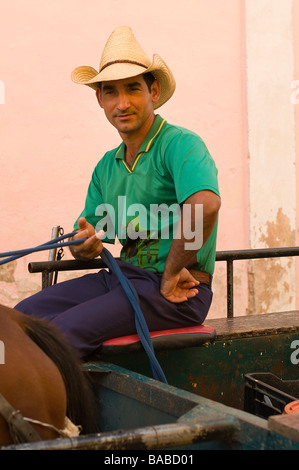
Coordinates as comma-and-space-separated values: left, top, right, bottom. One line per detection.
246, 0, 297, 314
0, 0, 298, 319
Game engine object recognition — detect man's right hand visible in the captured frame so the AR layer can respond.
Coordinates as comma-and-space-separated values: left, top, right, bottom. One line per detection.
69, 217, 103, 260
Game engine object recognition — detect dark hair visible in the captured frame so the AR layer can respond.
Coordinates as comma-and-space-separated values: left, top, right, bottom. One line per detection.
143, 72, 156, 92
96, 71, 156, 92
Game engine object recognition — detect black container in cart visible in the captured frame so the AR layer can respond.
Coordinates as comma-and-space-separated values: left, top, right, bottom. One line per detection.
244, 373, 299, 419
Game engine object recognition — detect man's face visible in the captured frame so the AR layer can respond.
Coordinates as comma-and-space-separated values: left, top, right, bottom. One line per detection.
96, 75, 160, 136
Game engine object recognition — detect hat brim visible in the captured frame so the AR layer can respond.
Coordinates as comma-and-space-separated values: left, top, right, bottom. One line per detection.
71, 54, 175, 109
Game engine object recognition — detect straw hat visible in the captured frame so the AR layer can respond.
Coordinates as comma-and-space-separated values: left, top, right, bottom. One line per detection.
71, 26, 176, 109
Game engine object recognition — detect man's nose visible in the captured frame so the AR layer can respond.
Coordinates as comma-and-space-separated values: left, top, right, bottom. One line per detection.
117, 92, 130, 110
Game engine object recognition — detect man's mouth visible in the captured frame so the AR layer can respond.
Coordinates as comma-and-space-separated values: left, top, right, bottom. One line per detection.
115, 112, 134, 120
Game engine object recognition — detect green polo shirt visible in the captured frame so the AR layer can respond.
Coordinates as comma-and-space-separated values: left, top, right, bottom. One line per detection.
74, 115, 220, 274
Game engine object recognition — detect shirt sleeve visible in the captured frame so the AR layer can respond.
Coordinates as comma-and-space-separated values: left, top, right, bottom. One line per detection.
164, 131, 220, 204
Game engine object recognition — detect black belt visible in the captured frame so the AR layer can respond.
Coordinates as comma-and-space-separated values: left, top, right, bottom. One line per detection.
188, 269, 212, 286
156, 269, 212, 286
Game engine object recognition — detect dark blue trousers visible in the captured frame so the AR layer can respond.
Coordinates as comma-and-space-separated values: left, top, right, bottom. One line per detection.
15, 260, 213, 359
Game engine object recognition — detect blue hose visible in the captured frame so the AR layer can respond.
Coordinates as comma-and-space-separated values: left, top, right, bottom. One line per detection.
0, 232, 167, 383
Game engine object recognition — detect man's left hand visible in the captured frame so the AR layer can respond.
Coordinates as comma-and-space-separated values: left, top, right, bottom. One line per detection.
160, 268, 199, 303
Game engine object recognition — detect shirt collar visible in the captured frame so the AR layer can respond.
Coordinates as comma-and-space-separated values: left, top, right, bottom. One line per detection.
115, 114, 165, 160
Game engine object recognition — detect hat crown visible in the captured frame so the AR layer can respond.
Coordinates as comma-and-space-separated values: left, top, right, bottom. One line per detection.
71, 26, 176, 109
99, 26, 151, 72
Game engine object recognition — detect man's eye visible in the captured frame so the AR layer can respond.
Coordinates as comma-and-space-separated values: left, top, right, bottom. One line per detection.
128, 84, 141, 90
103, 89, 114, 95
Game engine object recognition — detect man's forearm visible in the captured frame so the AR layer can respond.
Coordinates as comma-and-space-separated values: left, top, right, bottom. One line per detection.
164, 190, 220, 276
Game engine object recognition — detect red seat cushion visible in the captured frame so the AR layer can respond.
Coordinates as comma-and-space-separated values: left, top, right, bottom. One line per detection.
100, 325, 216, 354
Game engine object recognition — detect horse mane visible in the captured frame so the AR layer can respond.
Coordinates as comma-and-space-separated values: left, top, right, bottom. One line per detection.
21, 314, 97, 435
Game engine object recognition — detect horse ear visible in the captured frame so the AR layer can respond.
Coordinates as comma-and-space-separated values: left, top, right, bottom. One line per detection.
22, 314, 97, 434
0, 307, 97, 445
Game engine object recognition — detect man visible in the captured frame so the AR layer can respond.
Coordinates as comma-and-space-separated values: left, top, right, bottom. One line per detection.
16, 26, 221, 359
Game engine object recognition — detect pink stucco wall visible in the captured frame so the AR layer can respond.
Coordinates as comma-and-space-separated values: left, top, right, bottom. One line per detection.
0, 0, 298, 318
294, 0, 299, 308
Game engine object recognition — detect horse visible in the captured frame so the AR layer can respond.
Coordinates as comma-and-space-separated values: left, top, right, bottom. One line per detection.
0, 303, 97, 447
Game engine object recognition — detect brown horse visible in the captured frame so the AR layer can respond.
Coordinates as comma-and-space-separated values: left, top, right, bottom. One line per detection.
0, 304, 97, 447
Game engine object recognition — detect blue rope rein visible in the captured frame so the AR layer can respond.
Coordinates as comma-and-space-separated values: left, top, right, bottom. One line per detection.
0, 232, 167, 383
100, 247, 167, 383
0, 232, 86, 265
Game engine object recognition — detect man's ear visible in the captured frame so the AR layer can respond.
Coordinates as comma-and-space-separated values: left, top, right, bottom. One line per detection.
95, 87, 103, 108
151, 80, 161, 105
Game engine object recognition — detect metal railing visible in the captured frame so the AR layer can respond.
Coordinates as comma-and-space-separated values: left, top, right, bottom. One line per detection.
28, 232, 299, 318
215, 247, 299, 317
